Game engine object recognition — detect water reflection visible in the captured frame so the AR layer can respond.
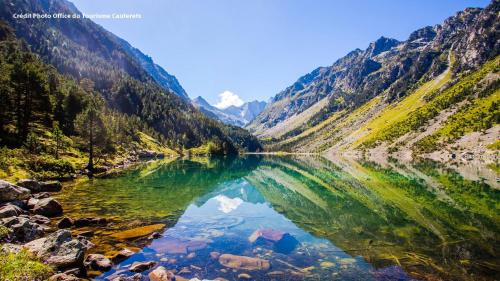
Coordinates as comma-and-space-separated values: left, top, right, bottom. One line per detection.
55, 156, 499, 280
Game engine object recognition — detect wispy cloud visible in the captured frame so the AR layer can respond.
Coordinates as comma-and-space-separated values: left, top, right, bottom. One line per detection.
215, 90, 244, 109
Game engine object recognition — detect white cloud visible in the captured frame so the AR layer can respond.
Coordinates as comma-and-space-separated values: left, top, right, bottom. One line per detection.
215, 90, 244, 109
214, 195, 243, 213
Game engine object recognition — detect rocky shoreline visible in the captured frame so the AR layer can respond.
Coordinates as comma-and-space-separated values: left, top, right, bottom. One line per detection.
0, 173, 180, 281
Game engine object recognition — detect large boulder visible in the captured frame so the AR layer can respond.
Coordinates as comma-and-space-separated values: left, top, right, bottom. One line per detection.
1, 216, 45, 242
24, 229, 86, 269
218, 254, 270, 271
84, 253, 113, 271
149, 266, 176, 281
0, 180, 30, 202
32, 197, 63, 217
17, 179, 62, 193
0, 203, 25, 218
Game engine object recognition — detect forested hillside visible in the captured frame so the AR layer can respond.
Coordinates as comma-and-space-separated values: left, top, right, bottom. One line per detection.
250, 0, 499, 165
0, 0, 261, 180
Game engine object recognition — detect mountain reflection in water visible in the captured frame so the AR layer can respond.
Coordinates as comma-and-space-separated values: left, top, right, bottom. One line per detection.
55, 156, 499, 281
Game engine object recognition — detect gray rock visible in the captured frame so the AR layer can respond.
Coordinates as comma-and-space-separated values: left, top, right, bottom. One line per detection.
32, 197, 63, 217
1, 216, 44, 242
1, 243, 22, 253
24, 229, 87, 269
48, 273, 80, 281
0, 180, 30, 202
31, 214, 51, 225
84, 253, 113, 271
58, 217, 74, 228
0, 204, 25, 218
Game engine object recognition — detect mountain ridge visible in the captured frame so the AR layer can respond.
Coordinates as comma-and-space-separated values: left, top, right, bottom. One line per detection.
192, 96, 266, 127
250, 0, 499, 167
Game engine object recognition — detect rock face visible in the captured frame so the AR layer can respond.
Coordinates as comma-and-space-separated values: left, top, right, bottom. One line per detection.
0, 180, 30, 202
249, 229, 299, 254
84, 253, 112, 271
32, 197, 63, 217
148, 266, 176, 281
17, 179, 62, 193
24, 229, 86, 269
218, 254, 270, 271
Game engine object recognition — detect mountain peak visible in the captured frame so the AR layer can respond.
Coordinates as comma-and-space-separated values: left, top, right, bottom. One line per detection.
367, 36, 399, 57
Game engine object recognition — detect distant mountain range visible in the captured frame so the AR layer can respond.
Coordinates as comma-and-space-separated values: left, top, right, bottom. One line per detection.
248, 0, 499, 164
192, 96, 266, 127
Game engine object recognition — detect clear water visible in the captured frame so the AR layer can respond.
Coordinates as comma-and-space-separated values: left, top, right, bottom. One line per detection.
55, 156, 500, 281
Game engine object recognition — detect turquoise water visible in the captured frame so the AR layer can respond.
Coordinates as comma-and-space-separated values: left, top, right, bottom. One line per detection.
56, 156, 500, 280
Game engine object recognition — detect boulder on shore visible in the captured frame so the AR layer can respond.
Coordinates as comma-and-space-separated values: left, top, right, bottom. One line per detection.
17, 179, 63, 193
32, 197, 63, 217
218, 254, 270, 271
0, 203, 25, 218
1, 216, 45, 242
24, 229, 87, 269
48, 273, 80, 281
0, 180, 30, 202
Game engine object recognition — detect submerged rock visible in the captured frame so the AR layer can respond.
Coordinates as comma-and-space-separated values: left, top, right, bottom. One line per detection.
237, 273, 252, 279
111, 224, 165, 240
17, 179, 62, 193
73, 217, 107, 227
110, 273, 143, 281
129, 261, 157, 272
148, 266, 176, 281
23, 229, 86, 269
248, 229, 298, 254
153, 236, 207, 254
84, 253, 113, 271
58, 217, 74, 228
32, 197, 63, 217
0, 180, 30, 202
112, 248, 135, 263
218, 254, 270, 271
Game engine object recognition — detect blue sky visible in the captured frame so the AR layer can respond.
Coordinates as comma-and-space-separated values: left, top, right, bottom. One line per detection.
71, 0, 489, 107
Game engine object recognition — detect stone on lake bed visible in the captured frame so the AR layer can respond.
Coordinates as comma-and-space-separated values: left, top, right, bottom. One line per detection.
148, 266, 176, 281
153, 236, 207, 254
112, 248, 135, 263
218, 254, 270, 271
320, 261, 335, 268
248, 228, 298, 254
237, 273, 252, 279
84, 254, 113, 271
339, 258, 356, 265
111, 224, 166, 240
129, 261, 157, 272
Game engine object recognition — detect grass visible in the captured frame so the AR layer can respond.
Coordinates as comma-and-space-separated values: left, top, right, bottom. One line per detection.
414, 88, 499, 152
0, 250, 53, 281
